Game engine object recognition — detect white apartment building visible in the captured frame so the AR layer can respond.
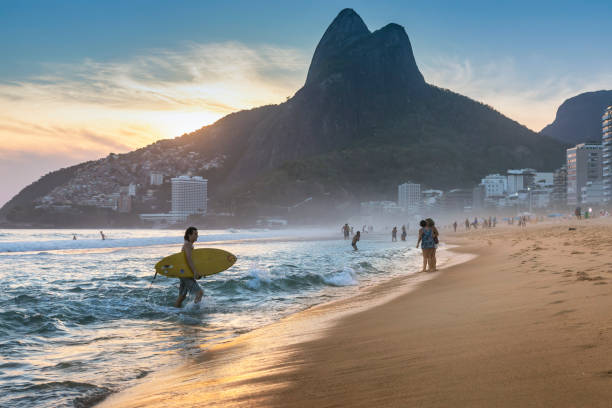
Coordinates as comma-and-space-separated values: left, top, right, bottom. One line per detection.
602, 106, 612, 203
567, 143, 602, 206
507, 169, 535, 194
581, 180, 605, 205
480, 174, 507, 197
398, 182, 421, 209
534, 172, 554, 188
171, 176, 208, 216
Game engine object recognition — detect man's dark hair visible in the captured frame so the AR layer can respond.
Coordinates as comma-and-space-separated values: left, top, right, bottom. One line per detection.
184, 226, 198, 241
426, 218, 435, 227
419, 220, 427, 228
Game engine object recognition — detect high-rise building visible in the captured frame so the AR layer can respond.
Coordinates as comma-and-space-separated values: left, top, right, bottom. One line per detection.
171, 176, 208, 217
602, 106, 612, 203
567, 143, 602, 206
581, 180, 605, 205
480, 174, 507, 197
506, 169, 535, 194
398, 182, 421, 209
552, 166, 567, 208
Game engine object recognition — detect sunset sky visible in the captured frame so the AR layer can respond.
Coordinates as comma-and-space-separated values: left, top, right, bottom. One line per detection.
1, 0, 611, 207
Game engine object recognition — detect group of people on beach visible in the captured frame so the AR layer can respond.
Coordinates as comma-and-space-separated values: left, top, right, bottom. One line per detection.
342, 219, 439, 271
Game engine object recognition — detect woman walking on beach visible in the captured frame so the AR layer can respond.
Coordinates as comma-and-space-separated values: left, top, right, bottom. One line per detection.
416, 220, 435, 272
426, 218, 439, 271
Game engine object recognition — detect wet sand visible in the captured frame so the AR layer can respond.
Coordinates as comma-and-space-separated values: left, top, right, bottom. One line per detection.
98, 220, 612, 407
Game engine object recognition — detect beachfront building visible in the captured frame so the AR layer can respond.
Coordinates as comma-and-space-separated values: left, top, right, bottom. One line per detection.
506, 169, 536, 194
567, 143, 603, 206
534, 172, 554, 189
602, 106, 612, 203
421, 189, 443, 211
581, 180, 605, 205
398, 182, 421, 209
480, 174, 507, 197
552, 166, 567, 208
171, 176, 208, 217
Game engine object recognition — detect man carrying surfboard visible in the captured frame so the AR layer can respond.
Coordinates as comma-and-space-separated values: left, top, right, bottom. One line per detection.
175, 226, 204, 308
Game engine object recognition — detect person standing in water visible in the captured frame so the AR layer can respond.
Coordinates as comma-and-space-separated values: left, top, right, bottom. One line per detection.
453, 221, 457, 232
175, 226, 204, 308
401, 225, 407, 241
352, 231, 360, 251
99, 231, 106, 240
342, 223, 350, 240
392, 226, 397, 242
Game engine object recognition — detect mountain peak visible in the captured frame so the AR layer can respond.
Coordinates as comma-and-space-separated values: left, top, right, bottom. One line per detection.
305, 9, 370, 85
305, 9, 425, 90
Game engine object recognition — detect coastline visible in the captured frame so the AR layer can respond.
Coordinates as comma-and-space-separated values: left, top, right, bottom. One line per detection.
99, 219, 612, 407
96, 243, 474, 408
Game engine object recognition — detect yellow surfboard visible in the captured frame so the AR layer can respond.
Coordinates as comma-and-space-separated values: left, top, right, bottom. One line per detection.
155, 248, 237, 279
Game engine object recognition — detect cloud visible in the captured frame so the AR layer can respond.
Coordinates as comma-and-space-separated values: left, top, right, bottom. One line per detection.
0, 41, 309, 155
0, 41, 309, 207
420, 55, 612, 131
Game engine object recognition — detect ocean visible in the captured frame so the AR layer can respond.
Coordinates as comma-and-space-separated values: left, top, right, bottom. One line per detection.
0, 228, 426, 407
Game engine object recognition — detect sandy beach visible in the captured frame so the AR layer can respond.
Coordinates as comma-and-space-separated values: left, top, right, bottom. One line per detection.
99, 219, 612, 407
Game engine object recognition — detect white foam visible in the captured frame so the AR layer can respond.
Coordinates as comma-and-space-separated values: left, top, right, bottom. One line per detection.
244, 269, 273, 290
323, 267, 358, 286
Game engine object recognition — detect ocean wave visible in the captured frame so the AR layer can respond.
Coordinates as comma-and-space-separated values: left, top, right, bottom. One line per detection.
219, 266, 359, 293
0, 228, 334, 253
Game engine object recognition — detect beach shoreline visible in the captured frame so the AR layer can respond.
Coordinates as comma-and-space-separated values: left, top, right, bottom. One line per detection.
96, 242, 475, 408
99, 219, 612, 407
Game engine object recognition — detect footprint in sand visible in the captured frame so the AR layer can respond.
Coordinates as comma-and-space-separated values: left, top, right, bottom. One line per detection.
550, 290, 565, 294
554, 309, 575, 316
549, 300, 565, 304
571, 251, 585, 255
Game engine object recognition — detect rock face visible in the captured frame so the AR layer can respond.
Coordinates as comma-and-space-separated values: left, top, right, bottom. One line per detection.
1, 8, 565, 223
541, 90, 612, 145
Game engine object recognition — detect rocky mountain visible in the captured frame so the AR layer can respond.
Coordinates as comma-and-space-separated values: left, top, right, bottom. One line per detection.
1, 9, 565, 224
541, 90, 612, 144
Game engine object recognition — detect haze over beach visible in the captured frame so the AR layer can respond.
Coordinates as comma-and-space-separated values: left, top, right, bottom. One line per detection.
3, 2, 612, 408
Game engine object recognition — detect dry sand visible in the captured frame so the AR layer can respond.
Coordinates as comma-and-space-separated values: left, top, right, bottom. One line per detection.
99, 219, 612, 407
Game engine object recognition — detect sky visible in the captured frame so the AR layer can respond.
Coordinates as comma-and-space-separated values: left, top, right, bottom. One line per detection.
1, 0, 611, 207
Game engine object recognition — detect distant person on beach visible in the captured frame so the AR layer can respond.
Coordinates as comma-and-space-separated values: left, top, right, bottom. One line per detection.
465, 218, 470, 230
453, 221, 457, 232
72, 234, 77, 240
401, 225, 407, 241
175, 226, 204, 308
575, 207, 582, 220
416, 220, 435, 272
99, 231, 106, 240
352, 231, 360, 251
342, 223, 350, 240
392, 226, 397, 242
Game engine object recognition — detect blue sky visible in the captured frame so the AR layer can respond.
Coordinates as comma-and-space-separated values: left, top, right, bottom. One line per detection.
1, 0, 611, 206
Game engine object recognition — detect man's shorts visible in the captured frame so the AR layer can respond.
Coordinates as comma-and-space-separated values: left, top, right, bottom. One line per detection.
178, 277, 202, 297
